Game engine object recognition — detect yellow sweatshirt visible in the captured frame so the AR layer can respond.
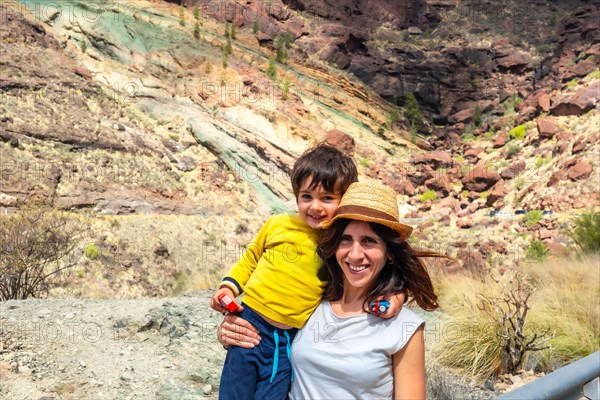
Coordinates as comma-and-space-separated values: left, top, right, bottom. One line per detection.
220, 214, 325, 328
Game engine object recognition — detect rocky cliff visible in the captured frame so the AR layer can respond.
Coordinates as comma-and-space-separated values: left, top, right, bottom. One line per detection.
0, 0, 598, 313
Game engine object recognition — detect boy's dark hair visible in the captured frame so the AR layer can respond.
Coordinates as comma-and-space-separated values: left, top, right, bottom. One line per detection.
291, 143, 358, 198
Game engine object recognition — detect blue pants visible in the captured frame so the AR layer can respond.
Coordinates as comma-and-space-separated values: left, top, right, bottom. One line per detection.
219, 305, 298, 400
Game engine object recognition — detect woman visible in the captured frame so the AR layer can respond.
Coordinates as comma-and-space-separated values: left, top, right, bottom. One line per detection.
218, 181, 441, 399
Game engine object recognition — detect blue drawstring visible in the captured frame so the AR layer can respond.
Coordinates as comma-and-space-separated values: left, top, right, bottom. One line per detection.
269, 330, 280, 383
284, 331, 294, 382
269, 330, 294, 383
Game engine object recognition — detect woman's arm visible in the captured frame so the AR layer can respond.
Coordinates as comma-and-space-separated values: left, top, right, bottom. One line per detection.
217, 314, 261, 349
392, 325, 426, 399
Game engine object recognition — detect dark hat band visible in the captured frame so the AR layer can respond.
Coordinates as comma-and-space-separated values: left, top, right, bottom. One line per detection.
333, 205, 397, 223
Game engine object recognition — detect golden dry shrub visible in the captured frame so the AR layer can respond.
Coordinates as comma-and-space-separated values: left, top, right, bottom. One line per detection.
0, 203, 88, 300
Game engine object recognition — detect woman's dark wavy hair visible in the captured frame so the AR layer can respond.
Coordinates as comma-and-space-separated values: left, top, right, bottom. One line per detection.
317, 219, 444, 312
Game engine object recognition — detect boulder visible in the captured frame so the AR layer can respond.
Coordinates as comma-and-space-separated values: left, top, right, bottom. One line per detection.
410, 150, 454, 169
456, 217, 473, 229
493, 131, 507, 148
462, 165, 500, 192
571, 138, 590, 154
486, 179, 506, 206
324, 129, 355, 156
550, 81, 600, 116
542, 166, 567, 187
424, 176, 452, 196
536, 117, 559, 139
568, 161, 593, 181
537, 92, 551, 113
500, 160, 525, 180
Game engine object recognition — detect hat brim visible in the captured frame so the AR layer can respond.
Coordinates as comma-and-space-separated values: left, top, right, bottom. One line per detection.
321, 213, 413, 241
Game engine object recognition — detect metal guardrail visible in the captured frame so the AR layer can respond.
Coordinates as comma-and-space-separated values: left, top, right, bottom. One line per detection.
496, 351, 600, 400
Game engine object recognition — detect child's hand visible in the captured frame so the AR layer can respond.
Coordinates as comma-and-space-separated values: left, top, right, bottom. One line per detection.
210, 287, 242, 314
370, 292, 405, 319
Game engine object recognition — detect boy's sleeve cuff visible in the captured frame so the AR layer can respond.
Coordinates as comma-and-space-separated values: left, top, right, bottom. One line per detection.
220, 278, 242, 297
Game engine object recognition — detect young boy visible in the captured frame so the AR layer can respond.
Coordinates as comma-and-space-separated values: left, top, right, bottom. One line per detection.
210, 144, 402, 400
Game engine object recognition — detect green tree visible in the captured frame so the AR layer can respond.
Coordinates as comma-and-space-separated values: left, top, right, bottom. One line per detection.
284, 29, 293, 49
252, 18, 259, 34
225, 35, 232, 55
280, 76, 291, 100
473, 103, 482, 127
266, 56, 277, 80
224, 22, 230, 38
194, 21, 200, 39
404, 92, 423, 131
231, 25, 237, 40
275, 35, 286, 62
179, 4, 185, 26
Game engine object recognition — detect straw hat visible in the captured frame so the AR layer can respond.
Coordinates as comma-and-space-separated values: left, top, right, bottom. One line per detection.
321, 181, 413, 241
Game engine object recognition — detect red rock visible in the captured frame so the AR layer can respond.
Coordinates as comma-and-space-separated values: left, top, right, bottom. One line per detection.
456, 217, 473, 229
543, 239, 566, 256
407, 26, 422, 35
538, 93, 551, 112
568, 161, 593, 180
486, 179, 506, 206
461, 165, 500, 192
501, 160, 525, 179
438, 196, 460, 213
410, 150, 454, 169
467, 201, 479, 213
571, 138, 589, 154
550, 81, 600, 116
539, 229, 553, 240
458, 249, 486, 276
536, 117, 559, 138
553, 141, 569, 156
75, 66, 92, 80
493, 131, 507, 148
448, 108, 474, 124
325, 129, 355, 156
570, 59, 597, 77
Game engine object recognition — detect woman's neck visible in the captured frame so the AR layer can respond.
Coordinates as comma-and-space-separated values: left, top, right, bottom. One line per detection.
331, 287, 369, 316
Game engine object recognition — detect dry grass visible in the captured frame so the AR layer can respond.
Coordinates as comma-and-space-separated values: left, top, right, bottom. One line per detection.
429, 254, 600, 378
525, 254, 600, 370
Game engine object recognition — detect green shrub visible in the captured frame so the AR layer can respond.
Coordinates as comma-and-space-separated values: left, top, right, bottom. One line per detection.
404, 92, 423, 130
509, 125, 527, 140
231, 25, 236, 40
284, 29, 293, 49
506, 143, 521, 158
266, 56, 277, 80
85, 244, 99, 260
526, 238, 549, 262
473, 103, 482, 127
252, 18, 259, 34
567, 79, 578, 89
194, 21, 200, 39
535, 157, 551, 168
569, 211, 600, 254
179, 4, 185, 26
587, 69, 600, 80
275, 35, 286, 62
420, 190, 437, 202
193, 6, 199, 21
280, 77, 291, 100
522, 210, 544, 227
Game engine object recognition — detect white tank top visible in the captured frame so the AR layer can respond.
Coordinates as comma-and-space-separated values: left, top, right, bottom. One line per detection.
289, 301, 424, 399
